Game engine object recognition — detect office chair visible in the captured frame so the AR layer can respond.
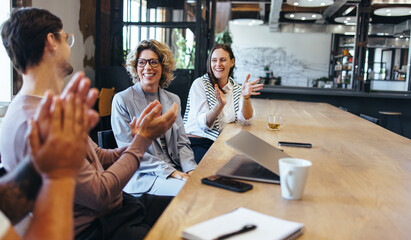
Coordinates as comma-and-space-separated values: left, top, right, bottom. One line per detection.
165, 69, 193, 117
98, 87, 115, 130
100, 66, 133, 92
0, 164, 6, 177
360, 114, 380, 125
378, 111, 403, 135
97, 129, 118, 149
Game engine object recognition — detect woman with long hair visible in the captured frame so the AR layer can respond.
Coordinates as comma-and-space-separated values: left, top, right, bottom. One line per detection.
184, 44, 263, 163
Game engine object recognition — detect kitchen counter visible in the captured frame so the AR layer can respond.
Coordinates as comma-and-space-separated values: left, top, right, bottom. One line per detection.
260, 85, 411, 99
257, 85, 411, 138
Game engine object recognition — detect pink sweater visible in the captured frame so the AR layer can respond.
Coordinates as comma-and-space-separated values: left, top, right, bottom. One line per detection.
0, 94, 151, 234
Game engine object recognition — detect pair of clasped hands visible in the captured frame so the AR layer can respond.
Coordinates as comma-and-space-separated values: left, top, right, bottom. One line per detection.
129, 97, 193, 181
29, 71, 179, 182
127, 94, 193, 181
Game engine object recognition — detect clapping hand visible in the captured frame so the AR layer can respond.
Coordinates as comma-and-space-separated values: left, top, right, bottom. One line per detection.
34, 72, 99, 142
214, 84, 226, 107
241, 74, 263, 99
60, 71, 99, 130
29, 92, 88, 179
131, 100, 178, 141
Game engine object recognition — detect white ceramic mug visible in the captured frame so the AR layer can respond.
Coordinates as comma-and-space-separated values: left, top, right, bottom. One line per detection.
279, 158, 312, 200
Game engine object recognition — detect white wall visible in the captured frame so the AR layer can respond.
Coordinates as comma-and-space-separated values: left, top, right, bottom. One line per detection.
229, 22, 332, 87
0, 0, 11, 103
33, 0, 90, 84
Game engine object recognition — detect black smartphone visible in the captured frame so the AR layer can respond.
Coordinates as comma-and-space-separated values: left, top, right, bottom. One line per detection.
201, 175, 253, 193
278, 141, 312, 148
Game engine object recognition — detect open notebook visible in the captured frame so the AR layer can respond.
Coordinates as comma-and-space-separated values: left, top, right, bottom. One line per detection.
182, 208, 304, 240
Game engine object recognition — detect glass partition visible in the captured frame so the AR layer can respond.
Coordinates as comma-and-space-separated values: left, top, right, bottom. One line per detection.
229, 1, 411, 92
123, 26, 195, 69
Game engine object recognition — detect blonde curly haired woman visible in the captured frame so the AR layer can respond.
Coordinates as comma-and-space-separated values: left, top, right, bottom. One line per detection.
111, 40, 197, 196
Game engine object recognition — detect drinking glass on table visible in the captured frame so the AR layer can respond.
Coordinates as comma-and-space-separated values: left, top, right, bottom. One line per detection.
267, 115, 285, 131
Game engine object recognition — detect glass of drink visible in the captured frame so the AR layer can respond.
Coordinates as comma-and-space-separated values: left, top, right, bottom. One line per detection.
267, 115, 285, 130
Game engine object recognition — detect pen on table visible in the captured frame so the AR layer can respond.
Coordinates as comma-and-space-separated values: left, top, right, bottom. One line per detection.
213, 224, 257, 240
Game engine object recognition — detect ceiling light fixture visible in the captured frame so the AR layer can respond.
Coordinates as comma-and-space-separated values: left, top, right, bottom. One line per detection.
284, 12, 322, 21
342, 6, 356, 16
374, 7, 411, 17
335, 16, 357, 25
286, 0, 333, 7
344, 32, 356, 35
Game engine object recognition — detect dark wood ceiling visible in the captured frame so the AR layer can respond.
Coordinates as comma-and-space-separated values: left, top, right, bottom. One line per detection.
225, 1, 411, 25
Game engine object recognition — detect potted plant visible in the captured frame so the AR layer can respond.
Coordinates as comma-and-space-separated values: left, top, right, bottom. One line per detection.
215, 26, 232, 46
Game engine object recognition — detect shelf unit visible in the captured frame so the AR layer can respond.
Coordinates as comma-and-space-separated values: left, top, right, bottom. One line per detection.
331, 51, 353, 89
329, 34, 410, 91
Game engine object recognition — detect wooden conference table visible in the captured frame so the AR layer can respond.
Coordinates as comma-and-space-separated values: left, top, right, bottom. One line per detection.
146, 99, 411, 240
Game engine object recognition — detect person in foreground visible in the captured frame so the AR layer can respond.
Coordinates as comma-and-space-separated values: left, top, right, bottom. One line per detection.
184, 44, 263, 163
111, 39, 197, 196
0, 92, 90, 240
0, 8, 177, 239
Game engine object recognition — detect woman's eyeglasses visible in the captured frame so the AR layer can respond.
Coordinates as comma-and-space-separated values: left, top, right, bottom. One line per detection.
136, 58, 160, 68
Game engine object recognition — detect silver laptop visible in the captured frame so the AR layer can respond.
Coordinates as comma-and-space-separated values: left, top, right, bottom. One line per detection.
216, 130, 291, 184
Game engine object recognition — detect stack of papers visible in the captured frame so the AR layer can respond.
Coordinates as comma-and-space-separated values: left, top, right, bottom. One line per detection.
182, 207, 304, 240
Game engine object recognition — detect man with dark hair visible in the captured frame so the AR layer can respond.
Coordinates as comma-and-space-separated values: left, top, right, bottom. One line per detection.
0, 7, 178, 239
1, 7, 72, 76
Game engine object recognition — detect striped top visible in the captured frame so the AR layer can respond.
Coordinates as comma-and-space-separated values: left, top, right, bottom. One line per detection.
184, 74, 243, 141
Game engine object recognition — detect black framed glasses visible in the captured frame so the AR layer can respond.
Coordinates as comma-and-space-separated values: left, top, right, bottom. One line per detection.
136, 58, 160, 68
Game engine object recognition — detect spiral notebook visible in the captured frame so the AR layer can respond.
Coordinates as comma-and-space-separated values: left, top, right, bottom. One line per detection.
182, 208, 304, 240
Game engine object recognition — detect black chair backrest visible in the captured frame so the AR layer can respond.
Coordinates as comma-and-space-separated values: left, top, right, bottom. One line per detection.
101, 66, 133, 92
166, 69, 193, 117
97, 129, 118, 149
360, 114, 381, 125
0, 162, 6, 177
0, 168, 5, 177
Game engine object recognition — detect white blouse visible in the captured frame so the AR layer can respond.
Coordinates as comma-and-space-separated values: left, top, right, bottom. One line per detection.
184, 77, 252, 140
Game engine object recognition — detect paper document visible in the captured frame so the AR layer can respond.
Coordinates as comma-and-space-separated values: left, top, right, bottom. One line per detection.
182, 207, 304, 240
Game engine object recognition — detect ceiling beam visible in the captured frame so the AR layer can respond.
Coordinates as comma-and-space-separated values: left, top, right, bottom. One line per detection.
269, 0, 282, 31
315, 0, 349, 24
232, 6, 260, 12
372, 0, 411, 4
